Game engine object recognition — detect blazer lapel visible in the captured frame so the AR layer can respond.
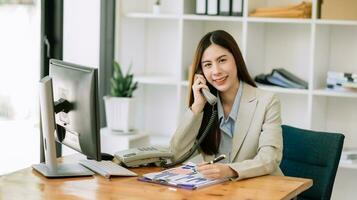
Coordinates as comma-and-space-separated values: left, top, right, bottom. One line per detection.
230, 83, 257, 162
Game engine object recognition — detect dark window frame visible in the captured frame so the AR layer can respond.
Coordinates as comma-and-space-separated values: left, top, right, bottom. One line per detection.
40, 0, 115, 162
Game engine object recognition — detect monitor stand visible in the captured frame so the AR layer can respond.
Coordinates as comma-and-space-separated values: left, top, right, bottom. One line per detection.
32, 77, 94, 178
100, 152, 114, 160
32, 163, 94, 178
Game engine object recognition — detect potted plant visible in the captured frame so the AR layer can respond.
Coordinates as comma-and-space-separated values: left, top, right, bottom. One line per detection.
104, 61, 138, 132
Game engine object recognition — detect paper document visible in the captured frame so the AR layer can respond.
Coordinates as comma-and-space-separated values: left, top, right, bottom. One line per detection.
138, 162, 229, 190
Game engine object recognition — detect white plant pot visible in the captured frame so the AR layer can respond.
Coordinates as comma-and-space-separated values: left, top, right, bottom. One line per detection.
153, 4, 160, 14
103, 96, 135, 132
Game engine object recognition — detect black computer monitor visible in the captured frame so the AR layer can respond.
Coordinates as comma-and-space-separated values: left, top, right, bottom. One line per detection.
49, 59, 101, 161
32, 59, 101, 177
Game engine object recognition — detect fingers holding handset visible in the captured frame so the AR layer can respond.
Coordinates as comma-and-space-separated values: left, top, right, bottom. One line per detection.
191, 74, 209, 114
193, 74, 208, 92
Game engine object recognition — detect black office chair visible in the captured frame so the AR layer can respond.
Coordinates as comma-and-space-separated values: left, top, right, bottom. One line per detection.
280, 125, 344, 200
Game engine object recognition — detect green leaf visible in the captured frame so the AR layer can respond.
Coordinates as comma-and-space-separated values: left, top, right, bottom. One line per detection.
113, 61, 123, 80
125, 75, 133, 91
110, 60, 138, 97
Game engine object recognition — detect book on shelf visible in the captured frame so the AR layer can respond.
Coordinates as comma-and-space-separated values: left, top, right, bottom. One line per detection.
196, 0, 207, 15
207, 0, 219, 15
219, 0, 231, 16
138, 162, 229, 190
326, 70, 357, 90
266, 75, 294, 88
270, 68, 308, 89
254, 73, 275, 86
254, 68, 308, 89
195, 0, 243, 16
231, 0, 243, 16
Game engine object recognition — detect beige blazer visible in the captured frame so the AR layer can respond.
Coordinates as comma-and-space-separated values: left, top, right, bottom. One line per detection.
169, 82, 283, 180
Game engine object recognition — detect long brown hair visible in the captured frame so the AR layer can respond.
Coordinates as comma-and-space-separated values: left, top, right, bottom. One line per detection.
187, 30, 256, 155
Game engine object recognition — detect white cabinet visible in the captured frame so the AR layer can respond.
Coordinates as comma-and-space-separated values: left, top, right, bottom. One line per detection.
115, 0, 357, 169
101, 128, 150, 154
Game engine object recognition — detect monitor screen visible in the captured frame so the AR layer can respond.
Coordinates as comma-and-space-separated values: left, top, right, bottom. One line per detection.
49, 59, 101, 161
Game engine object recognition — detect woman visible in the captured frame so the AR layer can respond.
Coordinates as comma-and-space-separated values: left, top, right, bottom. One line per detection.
169, 30, 283, 180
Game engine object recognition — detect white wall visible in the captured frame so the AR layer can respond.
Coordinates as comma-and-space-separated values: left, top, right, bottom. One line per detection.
63, 0, 100, 68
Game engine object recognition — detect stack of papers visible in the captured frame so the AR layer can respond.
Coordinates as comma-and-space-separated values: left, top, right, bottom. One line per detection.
327, 71, 357, 91
138, 162, 229, 190
249, 1, 312, 18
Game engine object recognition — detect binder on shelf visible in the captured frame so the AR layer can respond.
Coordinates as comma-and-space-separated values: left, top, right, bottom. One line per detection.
266, 75, 294, 88
270, 68, 308, 89
231, 0, 243, 16
207, 0, 219, 15
254, 68, 308, 89
254, 74, 274, 86
196, 0, 207, 15
219, 0, 231, 16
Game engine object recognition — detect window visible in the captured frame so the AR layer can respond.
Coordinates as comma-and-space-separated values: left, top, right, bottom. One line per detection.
0, 1, 40, 174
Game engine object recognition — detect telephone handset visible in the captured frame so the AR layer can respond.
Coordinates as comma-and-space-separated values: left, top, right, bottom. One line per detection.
196, 69, 217, 106
114, 146, 173, 167
201, 88, 217, 106
114, 75, 218, 168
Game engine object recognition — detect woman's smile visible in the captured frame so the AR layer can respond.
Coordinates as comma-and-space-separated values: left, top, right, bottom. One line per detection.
213, 75, 228, 85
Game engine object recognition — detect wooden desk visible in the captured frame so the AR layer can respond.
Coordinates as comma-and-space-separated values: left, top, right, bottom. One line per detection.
0, 155, 312, 200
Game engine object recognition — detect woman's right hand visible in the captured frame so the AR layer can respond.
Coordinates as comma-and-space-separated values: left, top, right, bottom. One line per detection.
191, 74, 209, 114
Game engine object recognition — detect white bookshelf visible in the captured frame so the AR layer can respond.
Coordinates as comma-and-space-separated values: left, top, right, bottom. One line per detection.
316, 19, 357, 26
247, 17, 312, 24
183, 14, 243, 22
125, 12, 180, 19
257, 84, 309, 95
134, 75, 178, 85
313, 88, 357, 98
116, 0, 357, 168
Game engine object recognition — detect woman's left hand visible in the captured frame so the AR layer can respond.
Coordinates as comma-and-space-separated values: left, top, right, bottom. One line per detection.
197, 163, 238, 179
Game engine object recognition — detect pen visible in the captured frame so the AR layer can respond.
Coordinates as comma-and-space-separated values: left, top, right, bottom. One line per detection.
208, 154, 226, 164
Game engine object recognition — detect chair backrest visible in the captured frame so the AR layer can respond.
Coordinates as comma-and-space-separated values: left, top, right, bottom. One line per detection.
280, 125, 344, 200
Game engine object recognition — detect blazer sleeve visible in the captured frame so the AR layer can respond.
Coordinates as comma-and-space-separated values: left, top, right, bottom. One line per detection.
228, 94, 283, 180
169, 108, 203, 162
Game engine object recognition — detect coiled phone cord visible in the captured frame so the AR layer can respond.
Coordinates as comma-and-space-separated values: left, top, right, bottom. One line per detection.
161, 107, 217, 168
